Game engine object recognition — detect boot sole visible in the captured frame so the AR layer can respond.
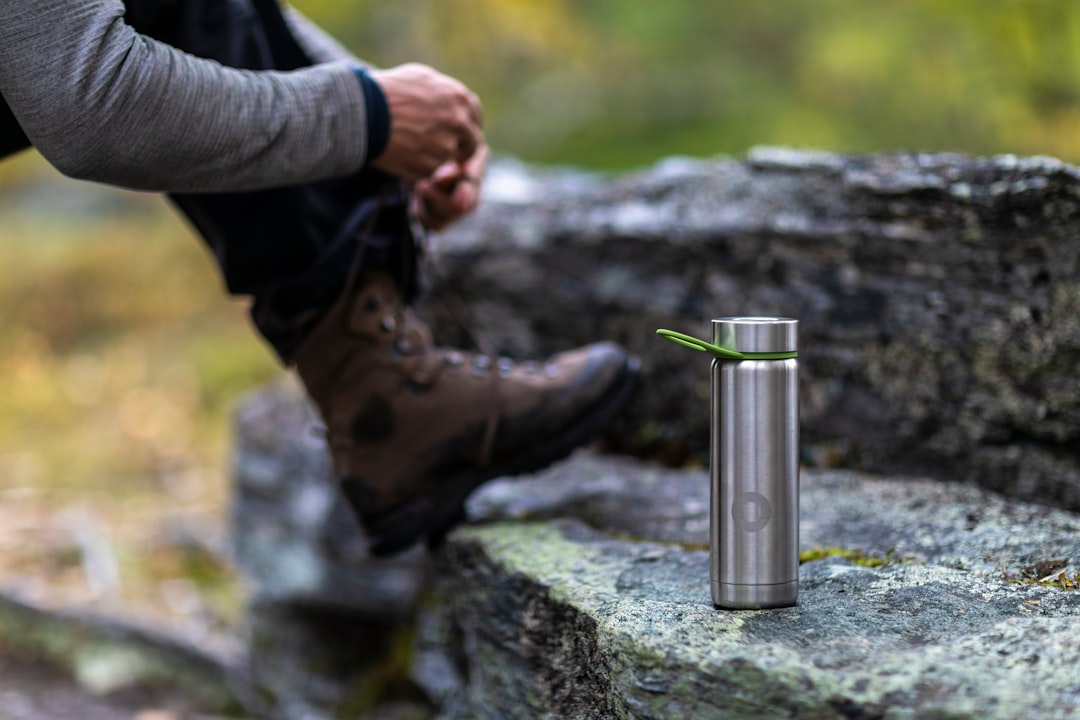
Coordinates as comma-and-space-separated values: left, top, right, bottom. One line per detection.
364, 354, 642, 556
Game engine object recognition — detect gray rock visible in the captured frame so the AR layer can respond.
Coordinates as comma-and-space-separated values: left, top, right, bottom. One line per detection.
230, 379, 435, 719
243, 598, 432, 720
227, 383, 1080, 720
416, 454, 1080, 720
229, 377, 431, 616
418, 150, 1080, 510
225, 150, 1080, 719
0, 590, 240, 713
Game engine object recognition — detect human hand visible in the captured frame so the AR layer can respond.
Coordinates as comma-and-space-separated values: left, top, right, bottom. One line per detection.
411, 143, 490, 231
369, 63, 484, 182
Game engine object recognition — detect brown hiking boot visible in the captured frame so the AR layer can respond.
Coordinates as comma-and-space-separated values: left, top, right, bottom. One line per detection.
294, 270, 639, 556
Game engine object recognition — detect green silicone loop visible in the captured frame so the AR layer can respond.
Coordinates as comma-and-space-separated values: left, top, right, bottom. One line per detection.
656, 328, 797, 361
656, 329, 743, 359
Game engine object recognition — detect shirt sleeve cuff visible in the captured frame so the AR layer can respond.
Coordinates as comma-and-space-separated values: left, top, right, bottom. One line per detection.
352, 67, 390, 163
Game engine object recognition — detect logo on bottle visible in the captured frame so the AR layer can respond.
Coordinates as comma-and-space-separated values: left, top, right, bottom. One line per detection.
732, 491, 772, 532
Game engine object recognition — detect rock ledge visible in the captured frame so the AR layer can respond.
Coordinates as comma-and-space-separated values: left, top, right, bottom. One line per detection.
417, 455, 1080, 720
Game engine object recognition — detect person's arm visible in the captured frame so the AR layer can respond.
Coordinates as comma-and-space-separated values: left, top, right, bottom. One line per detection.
0, 0, 369, 192
277, 7, 488, 191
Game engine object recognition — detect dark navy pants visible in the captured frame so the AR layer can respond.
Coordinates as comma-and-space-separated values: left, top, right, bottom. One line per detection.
0, 0, 411, 362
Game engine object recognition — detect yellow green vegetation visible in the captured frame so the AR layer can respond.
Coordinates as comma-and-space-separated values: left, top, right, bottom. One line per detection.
799, 547, 904, 569
1001, 559, 1080, 591
0, 153, 278, 636
296, 0, 1080, 169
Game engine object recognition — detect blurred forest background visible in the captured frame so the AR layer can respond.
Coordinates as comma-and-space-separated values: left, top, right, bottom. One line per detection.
3, 0, 1080, 636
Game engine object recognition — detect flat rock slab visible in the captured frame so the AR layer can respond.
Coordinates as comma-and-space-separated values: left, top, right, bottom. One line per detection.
416, 455, 1080, 720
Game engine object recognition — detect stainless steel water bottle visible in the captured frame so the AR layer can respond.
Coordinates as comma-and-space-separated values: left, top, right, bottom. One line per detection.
710, 317, 799, 609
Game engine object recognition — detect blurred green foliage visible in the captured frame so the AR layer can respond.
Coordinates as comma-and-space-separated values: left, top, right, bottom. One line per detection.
0, 152, 271, 626
294, 0, 1080, 168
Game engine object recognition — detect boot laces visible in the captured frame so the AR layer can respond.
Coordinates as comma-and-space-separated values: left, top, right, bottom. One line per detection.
409, 208, 503, 468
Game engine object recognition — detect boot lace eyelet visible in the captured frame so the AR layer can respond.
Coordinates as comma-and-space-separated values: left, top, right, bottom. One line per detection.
470, 355, 493, 377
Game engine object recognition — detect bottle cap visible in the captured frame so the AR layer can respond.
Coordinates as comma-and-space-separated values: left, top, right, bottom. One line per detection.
713, 317, 797, 354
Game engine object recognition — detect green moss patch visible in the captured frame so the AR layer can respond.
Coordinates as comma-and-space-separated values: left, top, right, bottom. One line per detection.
799, 546, 906, 568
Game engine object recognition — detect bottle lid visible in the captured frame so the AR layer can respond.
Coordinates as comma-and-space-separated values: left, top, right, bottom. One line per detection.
713, 317, 798, 354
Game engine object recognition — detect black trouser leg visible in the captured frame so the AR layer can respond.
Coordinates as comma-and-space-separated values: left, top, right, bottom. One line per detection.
127, 0, 419, 363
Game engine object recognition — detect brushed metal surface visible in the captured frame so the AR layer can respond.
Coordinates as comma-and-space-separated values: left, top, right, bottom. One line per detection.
713, 316, 798, 353
710, 319, 799, 610
713, 581, 799, 610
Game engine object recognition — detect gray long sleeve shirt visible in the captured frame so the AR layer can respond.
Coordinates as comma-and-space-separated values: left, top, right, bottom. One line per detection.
0, 0, 372, 193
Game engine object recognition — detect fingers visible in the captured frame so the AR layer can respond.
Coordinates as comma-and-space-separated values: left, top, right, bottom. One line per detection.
459, 88, 484, 159
413, 184, 456, 231
388, 117, 483, 183
456, 120, 481, 166
414, 176, 477, 231
379, 108, 482, 182
463, 86, 483, 129
368, 63, 486, 182
413, 148, 488, 231
460, 141, 490, 181
427, 83, 483, 170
